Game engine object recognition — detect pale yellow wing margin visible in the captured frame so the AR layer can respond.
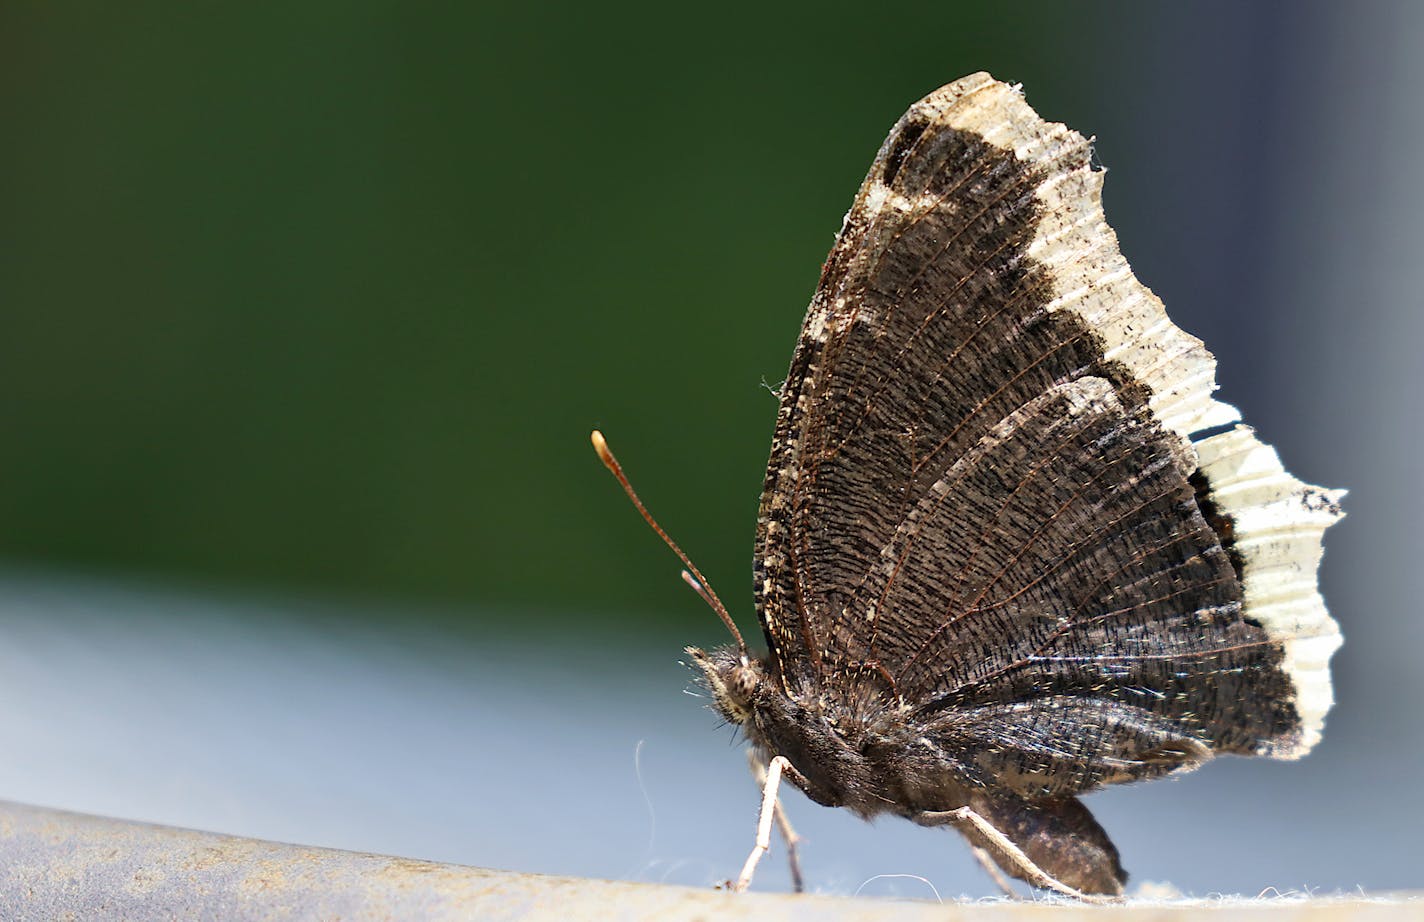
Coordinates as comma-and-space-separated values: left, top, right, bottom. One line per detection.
1194, 425, 1345, 756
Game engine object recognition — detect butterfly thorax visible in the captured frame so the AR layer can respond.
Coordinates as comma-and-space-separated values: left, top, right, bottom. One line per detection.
689, 644, 974, 818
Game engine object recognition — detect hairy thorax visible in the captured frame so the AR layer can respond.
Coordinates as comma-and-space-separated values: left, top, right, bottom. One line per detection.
688, 645, 973, 818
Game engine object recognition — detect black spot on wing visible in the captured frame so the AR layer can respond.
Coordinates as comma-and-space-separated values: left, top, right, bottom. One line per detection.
1190, 468, 1245, 582
881, 114, 929, 187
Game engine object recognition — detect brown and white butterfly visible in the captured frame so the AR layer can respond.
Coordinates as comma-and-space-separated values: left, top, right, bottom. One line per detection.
595, 72, 1342, 900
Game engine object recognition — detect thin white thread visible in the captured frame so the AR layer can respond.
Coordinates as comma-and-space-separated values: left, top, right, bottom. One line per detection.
618, 739, 659, 883
854, 873, 944, 902
633, 739, 656, 858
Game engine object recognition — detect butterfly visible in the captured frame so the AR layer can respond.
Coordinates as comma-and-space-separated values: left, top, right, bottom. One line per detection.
593, 72, 1343, 900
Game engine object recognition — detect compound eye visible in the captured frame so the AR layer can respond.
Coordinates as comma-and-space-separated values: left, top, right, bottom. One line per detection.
734, 669, 754, 699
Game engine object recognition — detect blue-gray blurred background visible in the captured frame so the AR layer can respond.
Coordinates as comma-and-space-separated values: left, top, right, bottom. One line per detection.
2, 0, 1419, 899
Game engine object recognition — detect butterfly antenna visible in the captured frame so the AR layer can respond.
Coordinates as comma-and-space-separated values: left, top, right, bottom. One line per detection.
591, 430, 747, 653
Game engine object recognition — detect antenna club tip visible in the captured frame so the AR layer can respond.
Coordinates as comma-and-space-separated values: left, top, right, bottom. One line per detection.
590, 429, 616, 470
590, 430, 748, 654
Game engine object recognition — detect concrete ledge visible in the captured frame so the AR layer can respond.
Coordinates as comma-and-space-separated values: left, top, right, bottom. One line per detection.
0, 801, 1416, 920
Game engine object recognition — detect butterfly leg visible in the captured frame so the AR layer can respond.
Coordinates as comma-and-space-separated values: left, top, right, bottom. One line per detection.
914, 806, 1121, 904
747, 750, 804, 892
733, 754, 797, 893
968, 845, 1020, 899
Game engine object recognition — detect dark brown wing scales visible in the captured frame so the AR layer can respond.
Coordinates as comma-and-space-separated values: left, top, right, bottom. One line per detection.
754, 72, 1321, 794
756, 84, 1082, 693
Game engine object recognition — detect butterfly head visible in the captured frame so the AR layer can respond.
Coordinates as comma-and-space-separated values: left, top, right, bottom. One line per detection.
686, 644, 766, 726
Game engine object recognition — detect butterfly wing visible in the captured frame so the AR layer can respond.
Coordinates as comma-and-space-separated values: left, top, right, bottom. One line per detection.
753, 74, 1342, 793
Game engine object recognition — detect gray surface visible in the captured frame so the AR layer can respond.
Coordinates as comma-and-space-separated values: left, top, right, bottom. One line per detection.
0, 801, 1415, 921
0, 800, 959, 921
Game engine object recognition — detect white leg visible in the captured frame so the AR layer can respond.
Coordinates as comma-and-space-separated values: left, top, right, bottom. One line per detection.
747, 751, 804, 892
917, 807, 1121, 904
734, 755, 791, 893
969, 845, 1020, 898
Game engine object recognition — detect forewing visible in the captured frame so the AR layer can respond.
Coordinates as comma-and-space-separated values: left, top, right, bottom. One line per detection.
753, 74, 1342, 776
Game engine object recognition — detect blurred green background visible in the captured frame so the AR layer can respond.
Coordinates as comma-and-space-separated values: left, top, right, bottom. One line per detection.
4, 2, 1155, 640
